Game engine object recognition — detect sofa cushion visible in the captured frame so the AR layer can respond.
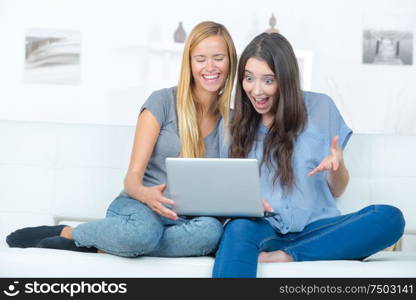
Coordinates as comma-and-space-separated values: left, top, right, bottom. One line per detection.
1, 246, 415, 278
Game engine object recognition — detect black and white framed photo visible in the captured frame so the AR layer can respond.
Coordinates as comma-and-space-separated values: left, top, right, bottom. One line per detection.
24, 28, 81, 85
362, 15, 413, 66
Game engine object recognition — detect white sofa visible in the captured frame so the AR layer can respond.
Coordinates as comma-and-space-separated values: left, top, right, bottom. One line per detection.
0, 120, 415, 277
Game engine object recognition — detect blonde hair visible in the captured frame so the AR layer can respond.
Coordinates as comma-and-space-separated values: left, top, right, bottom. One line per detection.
176, 21, 237, 158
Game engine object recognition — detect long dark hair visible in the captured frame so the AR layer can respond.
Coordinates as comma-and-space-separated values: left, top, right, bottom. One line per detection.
229, 32, 307, 192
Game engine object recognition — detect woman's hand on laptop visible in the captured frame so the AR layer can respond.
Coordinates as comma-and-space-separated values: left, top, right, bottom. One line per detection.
139, 184, 178, 220
262, 199, 274, 212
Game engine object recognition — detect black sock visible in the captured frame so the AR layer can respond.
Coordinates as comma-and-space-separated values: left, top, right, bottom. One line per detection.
37, 236, 97, 253
6, 225, 67, 248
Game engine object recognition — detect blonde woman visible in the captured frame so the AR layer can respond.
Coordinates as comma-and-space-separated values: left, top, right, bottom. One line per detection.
7, 21, 237, 257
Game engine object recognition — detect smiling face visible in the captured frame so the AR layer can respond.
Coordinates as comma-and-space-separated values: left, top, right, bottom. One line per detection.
242, 57, 279, 124
191, 35, 229, 95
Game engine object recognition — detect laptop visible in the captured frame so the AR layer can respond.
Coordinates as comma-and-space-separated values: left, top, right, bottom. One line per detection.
166, 158, 275, 218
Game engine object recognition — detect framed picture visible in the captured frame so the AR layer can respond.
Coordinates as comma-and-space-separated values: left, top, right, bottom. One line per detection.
363, 29, 413, 65
24, 28, 81, 85
362, 14, 413, 66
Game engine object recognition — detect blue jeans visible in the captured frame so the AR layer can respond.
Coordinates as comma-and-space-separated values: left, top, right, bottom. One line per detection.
213, 205, 405, 278
72, 195, 223, 257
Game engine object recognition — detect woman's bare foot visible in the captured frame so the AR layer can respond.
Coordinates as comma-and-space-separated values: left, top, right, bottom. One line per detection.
59, 226, 102, 253
258, 250, 293, 263
60, 226, 74, 240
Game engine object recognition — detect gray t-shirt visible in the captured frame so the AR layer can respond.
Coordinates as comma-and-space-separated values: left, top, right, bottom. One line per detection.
123, 86, 220, 196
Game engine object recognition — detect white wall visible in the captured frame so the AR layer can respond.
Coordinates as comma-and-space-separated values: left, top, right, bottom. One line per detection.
0, 0, 415, 134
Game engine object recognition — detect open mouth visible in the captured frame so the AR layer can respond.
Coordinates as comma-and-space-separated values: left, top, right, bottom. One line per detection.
253, 96, 271, 109
201, 73, 221, 83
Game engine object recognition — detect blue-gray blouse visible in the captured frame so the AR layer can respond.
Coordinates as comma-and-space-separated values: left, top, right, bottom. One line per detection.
219, 91, 352, 233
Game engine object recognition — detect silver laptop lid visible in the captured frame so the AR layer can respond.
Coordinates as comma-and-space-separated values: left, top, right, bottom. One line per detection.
166, 158, 263, 217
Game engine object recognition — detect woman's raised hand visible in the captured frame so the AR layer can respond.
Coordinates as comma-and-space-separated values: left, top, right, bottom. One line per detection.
307, 136, 343, 176
140, 184, 178, 220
